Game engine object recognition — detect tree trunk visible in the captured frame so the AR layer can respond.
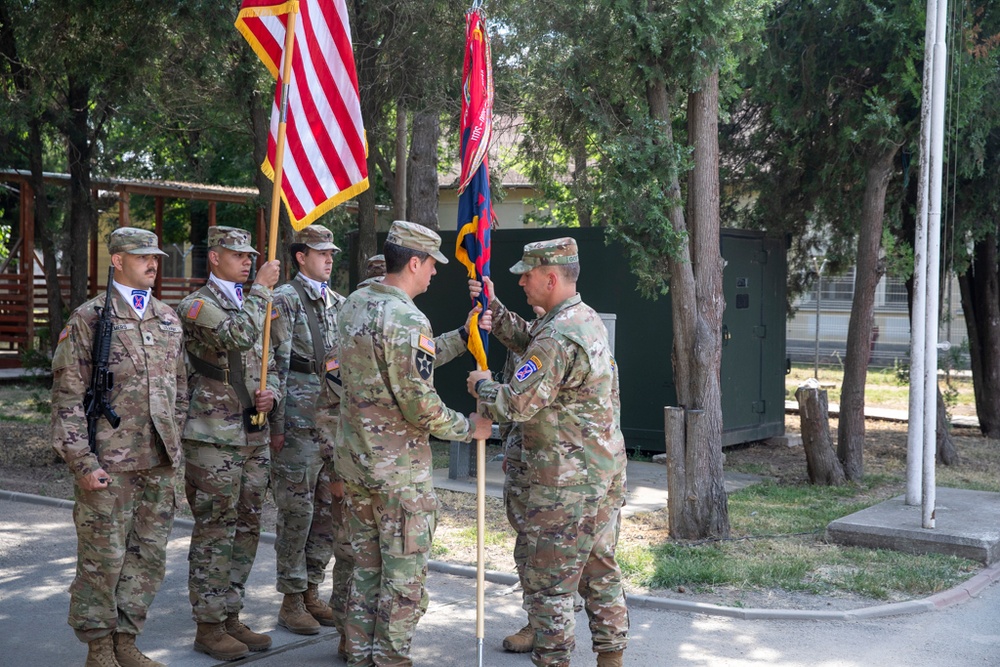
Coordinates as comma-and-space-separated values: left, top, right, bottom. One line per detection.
64, 77, 95, 310
936, 387, 958, 465
957, 233, 1000, 438
572, 138, 591, 228
795, 384, 846, 485
28, 118, 64, 350
394, 103, 407, 221
836, 145, 897, 481
406, 109, 440, 229
657, 69, 729, 540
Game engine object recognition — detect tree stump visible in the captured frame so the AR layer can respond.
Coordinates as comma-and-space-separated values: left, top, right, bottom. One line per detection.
795, 381, 846, 485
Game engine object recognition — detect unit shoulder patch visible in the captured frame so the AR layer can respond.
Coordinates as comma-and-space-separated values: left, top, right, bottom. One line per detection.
515, 355, 543, 382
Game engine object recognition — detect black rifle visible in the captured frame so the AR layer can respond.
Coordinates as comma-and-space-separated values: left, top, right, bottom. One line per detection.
84, 265, 121, 454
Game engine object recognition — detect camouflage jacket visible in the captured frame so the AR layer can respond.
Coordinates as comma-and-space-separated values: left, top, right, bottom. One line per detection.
335, 281, 473, 489
51, 291, 187, 479
477, 294, 626, 487
177, 279, 280, 447
497, 318, 542, 467
270, 273, 345, 436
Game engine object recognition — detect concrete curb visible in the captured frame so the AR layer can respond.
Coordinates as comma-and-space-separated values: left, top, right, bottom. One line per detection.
4, 488, 996, 622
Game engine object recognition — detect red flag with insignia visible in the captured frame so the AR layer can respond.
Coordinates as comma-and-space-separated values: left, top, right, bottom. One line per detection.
236, 0, 368, 230
455, 8, 494, 371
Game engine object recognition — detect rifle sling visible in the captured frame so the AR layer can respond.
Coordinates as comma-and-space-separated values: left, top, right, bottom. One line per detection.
288, 278, 326, 376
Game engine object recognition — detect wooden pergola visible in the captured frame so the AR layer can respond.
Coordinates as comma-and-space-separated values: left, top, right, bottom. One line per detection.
0, 169, 263, 367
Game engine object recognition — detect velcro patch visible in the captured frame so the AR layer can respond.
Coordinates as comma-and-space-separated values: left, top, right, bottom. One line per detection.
515, 355, 542, 382
418, 334, 436, 355
57, 326, 70, 344
326, 357, 340, 372
186, 299, 204, 320
112, 323, 134, 331
271, 307, 280, 320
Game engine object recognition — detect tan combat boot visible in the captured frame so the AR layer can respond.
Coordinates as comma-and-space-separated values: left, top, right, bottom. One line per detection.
501, 624, 534, 653
84, 635, 121, 667
225, 613, 273, 651
278, 593, 320, 635
304, 583, 336, 627
112, 633, 165, 667
596, 649, 624, 667
193, 622, 250, 661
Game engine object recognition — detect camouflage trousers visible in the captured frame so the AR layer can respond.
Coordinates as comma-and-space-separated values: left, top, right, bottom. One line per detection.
343, 480, 438, 667
183, 440, 269, 623
271, 439, 335, 594
69, 466, 176, 642
523, 471, 629, 666
503, 460, 530, 595
328, 482, 355, 635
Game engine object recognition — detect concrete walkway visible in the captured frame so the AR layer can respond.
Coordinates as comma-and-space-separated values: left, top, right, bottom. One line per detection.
3, 492, 1000, 666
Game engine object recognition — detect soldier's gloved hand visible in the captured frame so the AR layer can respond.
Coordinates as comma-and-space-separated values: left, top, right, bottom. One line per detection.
255, 388, 275, 413
469, 413, 493, 440
254, 259, 281, 290
80, 468, 111, 491
329, 479, 345, 499
468, 369, 491, 398
270, 433, 285, 453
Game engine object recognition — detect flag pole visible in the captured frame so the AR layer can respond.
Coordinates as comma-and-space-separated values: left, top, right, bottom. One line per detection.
476, 386, 486, 666
252, 3, 299, 427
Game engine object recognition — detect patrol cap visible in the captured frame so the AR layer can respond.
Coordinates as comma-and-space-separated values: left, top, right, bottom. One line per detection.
294, 224, 340, 251
365, 254, 386, 278
509, 237, 579, 274
207, 225, 259, 255
385, 220, 448, 264
107, 227, 168, 257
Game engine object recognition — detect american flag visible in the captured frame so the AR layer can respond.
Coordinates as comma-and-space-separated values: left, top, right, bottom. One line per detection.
236, 0, 368, 230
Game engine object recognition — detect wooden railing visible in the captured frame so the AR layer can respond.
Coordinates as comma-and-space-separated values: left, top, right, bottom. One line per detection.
0, 273, 208, 367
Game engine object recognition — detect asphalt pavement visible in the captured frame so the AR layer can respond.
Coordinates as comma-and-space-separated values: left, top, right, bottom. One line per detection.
3, 491, 1000, 666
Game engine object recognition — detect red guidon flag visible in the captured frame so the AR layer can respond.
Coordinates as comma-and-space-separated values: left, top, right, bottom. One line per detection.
236, 0, 368, 229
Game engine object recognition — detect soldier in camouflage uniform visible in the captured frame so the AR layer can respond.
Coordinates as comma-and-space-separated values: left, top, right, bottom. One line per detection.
468, 237, 629, 667
356, 253, 386, 289
177, 226, 281, 661
51, 227, 186, 667
336, 220, 493, 667
269, 224, 343, 636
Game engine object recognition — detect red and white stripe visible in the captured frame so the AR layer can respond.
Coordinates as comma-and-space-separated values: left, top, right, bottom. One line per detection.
236, 0, 368, 229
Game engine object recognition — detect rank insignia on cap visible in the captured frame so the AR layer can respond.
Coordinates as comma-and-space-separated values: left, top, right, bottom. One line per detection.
58, 326, 70, 344
418, 334, 436, 355
326, 358, 340, 372
515, 355, 542, 382
186, 300, 204, 320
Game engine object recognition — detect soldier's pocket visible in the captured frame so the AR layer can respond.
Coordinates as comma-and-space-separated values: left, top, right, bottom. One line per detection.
270, 460, 307, 490
399, 491, 439, 555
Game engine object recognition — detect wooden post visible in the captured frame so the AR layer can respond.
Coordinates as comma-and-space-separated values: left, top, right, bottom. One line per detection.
664, 406, 685, 533
208, 200, 217, 228
119, 190, 130, 227
154, 197, 164, 299
20, 182, 35, 348
795, 382, 846, 485
90, 189, 99, 296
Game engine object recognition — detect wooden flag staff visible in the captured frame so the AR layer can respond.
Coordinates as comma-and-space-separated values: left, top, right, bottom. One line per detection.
251, 3, 299, 427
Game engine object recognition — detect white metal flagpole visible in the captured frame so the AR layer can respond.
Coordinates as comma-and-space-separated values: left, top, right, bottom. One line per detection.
922, 0, 950, 529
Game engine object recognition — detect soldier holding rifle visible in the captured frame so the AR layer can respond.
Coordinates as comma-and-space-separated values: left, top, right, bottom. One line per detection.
51, 227, 187, 667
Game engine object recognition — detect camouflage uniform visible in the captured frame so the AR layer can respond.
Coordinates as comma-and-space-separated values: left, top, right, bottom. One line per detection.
476, 238, 629, 667
51, 228, 185, 648
314, 344, 352, 638
336, 221, 475, 667
177, 227, 279, 625
270, 226, 343, 602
